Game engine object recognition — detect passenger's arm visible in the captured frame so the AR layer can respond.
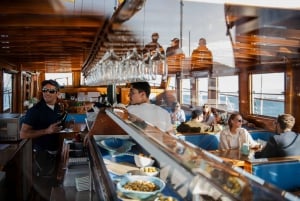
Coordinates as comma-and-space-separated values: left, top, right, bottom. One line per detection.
247, 132, 260, 148
254, 137, 278, 158
20, 122, 62, 139
219, 132, 229, 150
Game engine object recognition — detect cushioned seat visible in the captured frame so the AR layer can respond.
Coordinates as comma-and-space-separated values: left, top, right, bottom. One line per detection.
250, 131, 275, 141
179, 134, 220, 150
252, 160, 300, 191
66, 113, 87, 123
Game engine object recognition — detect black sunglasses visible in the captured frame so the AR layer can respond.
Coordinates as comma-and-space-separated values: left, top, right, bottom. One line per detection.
42, 88, 57, 94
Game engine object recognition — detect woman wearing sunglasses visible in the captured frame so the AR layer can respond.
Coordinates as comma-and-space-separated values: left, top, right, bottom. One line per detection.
201, 104, 215, 126
170, 101, 186, 125
219, 113, 259, 150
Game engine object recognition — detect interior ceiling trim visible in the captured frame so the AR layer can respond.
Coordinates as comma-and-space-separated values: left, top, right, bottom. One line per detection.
81, 0, 146, 75
0, 1, 299, 73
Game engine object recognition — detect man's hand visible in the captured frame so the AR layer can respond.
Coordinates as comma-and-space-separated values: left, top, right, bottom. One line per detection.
45, 122, 63, 134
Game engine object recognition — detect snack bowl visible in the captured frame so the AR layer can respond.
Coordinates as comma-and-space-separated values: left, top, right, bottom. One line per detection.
140, 166, 160, 177
154, 195, 179, 201
134, 154, 155, 168
117, 175, 165, 200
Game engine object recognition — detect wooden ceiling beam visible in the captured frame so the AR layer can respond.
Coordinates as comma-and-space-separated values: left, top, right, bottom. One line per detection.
0, 28, 98, 36
0, 15, 104, 27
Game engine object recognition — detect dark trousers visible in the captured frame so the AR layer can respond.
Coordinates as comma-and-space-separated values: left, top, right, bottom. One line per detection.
31, 150, 59, 201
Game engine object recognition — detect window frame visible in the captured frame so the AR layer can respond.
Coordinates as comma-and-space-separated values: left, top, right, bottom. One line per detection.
45, 72, 73, 87
2, 72, 13, 112
250, 72, 285, 118
217, 75, 239, 112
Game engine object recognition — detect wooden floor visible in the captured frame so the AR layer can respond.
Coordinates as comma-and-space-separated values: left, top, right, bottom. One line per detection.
27, 176, 58, 201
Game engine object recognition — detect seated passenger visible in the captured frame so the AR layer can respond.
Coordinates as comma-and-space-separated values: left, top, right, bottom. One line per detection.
177, 109, 210, 133
255, 114, 300, 158
127, 82, 173, 133
202, 104, 215, 126
219, 113, 259, 150
170, 101, 186, 124
211, 108, 226, 132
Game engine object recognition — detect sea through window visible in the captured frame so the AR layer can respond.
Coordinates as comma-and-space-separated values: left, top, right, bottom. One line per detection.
182, 79, 191, 105
218, 75, 239, 111
3, 72, 12, 112
45, 73, 73, 86
251, 73, 284, 117
196, 77, 208, 106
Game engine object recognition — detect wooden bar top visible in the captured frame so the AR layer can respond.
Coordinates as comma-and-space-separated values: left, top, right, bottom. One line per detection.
210, 149, 300, 173
0, 139, 28, 171
209, 149, 249, 167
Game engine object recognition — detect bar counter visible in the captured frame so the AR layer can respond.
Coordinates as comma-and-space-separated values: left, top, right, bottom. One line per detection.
0, 139, 32, 201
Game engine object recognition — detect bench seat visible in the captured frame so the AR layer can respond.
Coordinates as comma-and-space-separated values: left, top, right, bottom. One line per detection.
251, 157, 300, 192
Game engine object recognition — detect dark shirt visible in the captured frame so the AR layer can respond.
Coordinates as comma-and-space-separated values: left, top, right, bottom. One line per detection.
143, 42, 165, 55
23, 99, 62, 151
255, 131, 300, 158
166, 47, 184, 57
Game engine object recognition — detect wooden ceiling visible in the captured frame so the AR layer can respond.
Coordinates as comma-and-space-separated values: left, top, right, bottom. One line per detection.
225, 5, 300, 68
0, 0, 108, 73
0, 1, 299, 74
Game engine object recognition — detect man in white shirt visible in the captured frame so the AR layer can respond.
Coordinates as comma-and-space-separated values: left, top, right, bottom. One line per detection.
127, 82, 173, 133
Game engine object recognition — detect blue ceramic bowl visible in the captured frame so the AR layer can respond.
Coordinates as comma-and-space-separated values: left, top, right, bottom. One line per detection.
117, 175, 165, 200
102, 138, 123, 149
96, 138, 135, 154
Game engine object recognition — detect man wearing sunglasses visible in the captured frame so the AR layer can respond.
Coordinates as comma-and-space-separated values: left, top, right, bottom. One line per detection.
20, 79, 64, 199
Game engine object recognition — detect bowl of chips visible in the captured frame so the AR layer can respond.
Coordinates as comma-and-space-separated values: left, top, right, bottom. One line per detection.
140, 166, 160, 177
117, 175, 165, 200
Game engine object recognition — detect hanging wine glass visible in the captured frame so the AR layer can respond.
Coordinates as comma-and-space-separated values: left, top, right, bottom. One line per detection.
150, 48, 168, 81
120, 51, 131, 82
124, 48, 143, 82
142, 52, 151, 81
102, 49, 120, 84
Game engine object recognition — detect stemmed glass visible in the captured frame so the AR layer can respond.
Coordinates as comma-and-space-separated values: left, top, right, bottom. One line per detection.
150, 48, 167, 81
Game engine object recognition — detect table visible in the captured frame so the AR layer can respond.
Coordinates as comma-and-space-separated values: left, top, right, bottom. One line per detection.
209, 149, 252, 168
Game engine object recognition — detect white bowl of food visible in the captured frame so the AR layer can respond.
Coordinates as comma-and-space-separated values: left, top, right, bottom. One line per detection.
140, 166, 160, 177
134, 154, 155, 168
155, 194, 179, 201
117, 175, 165, 200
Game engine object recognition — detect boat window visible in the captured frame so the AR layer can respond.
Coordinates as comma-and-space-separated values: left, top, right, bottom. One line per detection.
218, 75, 239, 111
2, 72, 12, 112
45, 73, 73, 86
182, 79, 191, 105
167, 77, 176, 90
251, 73, 284, 117
148, 75, 163, 87
196, 77, 208, 105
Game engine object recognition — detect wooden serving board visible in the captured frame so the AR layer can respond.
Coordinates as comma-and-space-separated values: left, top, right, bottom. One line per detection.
103, 159, 139, 175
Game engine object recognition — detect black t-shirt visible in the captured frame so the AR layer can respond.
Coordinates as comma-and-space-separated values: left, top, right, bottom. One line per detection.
23, 99, 62, 151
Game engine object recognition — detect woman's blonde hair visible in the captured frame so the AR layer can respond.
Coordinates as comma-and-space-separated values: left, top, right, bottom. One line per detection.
277, 114, 295, 130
